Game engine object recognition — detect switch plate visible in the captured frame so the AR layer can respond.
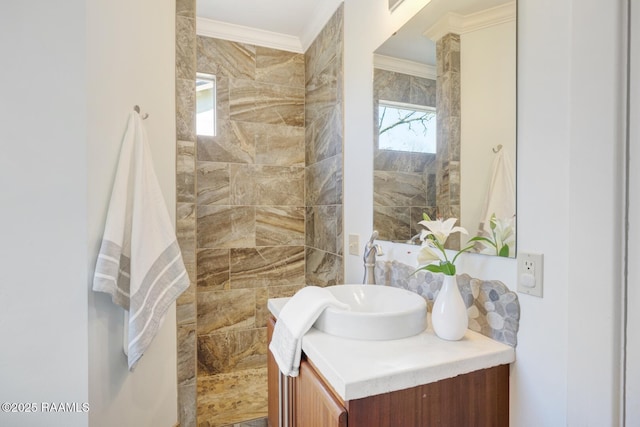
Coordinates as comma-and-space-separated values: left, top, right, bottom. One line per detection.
348, 234, 360, 256
517, 252, 543, 297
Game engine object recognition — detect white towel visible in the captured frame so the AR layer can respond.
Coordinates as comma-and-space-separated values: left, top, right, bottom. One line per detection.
269, 286, 350, 377
93, 111, 190, 370
479, 148, 516, 234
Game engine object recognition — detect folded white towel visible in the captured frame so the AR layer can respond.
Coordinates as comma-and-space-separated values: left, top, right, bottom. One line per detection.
269, 286, 350, 377
93, 111, 190, 370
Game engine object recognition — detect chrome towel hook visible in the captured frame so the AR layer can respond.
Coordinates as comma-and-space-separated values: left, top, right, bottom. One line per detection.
133, 105, 149, 120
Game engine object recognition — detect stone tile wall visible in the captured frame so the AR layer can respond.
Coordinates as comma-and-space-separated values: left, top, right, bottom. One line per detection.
304, 5, 344, 287
175, 0, 198, 425
193, 36, 307, 426
176, 3, 344, 425
373, 69, 437, 242
435, 33, 462, 249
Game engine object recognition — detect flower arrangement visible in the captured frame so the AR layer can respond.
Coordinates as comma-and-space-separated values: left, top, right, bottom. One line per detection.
472, 213, 514, 257
415, 214, 476, 276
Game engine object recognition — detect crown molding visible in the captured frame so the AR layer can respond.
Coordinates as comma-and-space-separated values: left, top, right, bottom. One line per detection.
373, 54, 437, 80
196, 1, 343, 54
424, 1, 516, 41
196, 17, 304, 53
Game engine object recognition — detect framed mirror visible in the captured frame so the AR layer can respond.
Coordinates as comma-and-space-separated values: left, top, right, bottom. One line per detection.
372, 0, 517, 257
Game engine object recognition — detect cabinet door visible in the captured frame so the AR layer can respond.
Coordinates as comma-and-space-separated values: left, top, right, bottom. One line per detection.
267, 317, 279, 427
294, 359, 347, 427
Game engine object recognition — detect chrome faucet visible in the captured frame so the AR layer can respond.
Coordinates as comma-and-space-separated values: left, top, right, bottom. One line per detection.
363, 231, 384, 284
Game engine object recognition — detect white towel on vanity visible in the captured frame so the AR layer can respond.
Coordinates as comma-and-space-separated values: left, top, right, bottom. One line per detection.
269, 286, 350, 377
93, 111, 189, 370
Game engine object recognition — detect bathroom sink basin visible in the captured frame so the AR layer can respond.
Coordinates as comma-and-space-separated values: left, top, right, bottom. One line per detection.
313, 284, 427, 340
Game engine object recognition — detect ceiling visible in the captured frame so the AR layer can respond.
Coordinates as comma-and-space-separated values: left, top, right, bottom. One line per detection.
375, 0, 514, 66
196, 0, 513, 62
196, 0, 344, 52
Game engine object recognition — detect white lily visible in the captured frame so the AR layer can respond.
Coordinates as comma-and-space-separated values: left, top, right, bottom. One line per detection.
414, 215, 474, 276
418, 217, 468, 245
417, 243, 441, 265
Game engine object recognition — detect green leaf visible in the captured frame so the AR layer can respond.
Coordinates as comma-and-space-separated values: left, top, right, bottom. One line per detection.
441, 262, 456, 276
425, 264, 443, 274
422, 212, 432, 221
468, 236, 497, 248
499, 244, 510, 257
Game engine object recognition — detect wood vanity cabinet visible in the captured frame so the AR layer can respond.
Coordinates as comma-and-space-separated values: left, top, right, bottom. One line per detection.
267, 316, 509, 427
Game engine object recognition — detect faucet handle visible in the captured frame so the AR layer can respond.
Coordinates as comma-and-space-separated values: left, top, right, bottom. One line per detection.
367, 230, 379, 246
373, 243, 384, 257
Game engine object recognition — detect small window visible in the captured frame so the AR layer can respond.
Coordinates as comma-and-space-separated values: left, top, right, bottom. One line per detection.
378, 101, 436, 154
196, 73, 216, 136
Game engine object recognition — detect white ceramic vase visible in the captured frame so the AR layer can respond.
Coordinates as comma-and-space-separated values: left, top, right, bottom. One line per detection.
431, 274, 468, 341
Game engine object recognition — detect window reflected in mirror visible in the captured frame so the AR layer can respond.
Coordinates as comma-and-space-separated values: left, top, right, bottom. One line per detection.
372, 0, 516, 257
378, 101, 436, 154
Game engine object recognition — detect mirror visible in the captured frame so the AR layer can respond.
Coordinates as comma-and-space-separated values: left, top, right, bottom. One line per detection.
372, 0, 516, 257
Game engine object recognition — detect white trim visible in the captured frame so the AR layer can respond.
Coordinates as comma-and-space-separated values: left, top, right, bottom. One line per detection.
378, 99, 436, 113
196, 17, 303, 53
424, 2, 516, 41
424, 13, 465, 42
197, 1, 343, 54
374, 54, 437, 80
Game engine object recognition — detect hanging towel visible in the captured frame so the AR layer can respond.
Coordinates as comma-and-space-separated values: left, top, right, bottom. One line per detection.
479, 147, 516, 234
93, 111, 189, 370
269, 286, 350, 377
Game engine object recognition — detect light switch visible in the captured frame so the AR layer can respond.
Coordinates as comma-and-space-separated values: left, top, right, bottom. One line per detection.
348, 234, 360, 256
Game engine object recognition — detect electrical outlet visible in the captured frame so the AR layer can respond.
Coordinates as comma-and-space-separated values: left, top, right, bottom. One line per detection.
517, 252, 543, 297
348, 234, 360, 256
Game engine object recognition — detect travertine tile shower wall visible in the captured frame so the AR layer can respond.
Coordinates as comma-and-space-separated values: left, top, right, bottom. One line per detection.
175, 3, 344, 425
194, 37, 306, 426
435, 33, 461, 249
373, 69, 437, 242
304, 6, 344, 287
175, 0, 198, 425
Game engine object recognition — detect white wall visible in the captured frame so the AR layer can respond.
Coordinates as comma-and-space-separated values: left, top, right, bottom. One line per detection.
86, 0, 179, 426
565, 0, 625, 424
1, 1, 179, 426
344, 0, 626, 425
627, 0, 640, 423
0, 1, 89, 426
460, 21, 517, 238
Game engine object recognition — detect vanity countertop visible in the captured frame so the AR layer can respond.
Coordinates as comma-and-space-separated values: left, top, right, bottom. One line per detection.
268, 297, 515, 401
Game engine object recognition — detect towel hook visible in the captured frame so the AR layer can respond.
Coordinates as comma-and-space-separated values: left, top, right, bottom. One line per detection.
492, 144, 503, 153
133, 105, 149, 120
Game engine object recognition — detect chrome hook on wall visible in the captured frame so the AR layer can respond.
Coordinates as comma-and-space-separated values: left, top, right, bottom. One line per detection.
492, 144, 503, 153
133, 105, 149, 120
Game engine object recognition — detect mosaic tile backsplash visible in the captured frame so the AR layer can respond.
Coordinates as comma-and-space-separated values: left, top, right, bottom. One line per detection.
375, 260, 520, 347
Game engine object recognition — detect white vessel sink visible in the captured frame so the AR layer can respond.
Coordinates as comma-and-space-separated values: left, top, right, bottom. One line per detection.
313, 284, 427, 340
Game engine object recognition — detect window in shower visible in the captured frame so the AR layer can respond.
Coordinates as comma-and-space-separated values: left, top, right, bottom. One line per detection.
378, 100, 436, 154
196, 73, 216, 136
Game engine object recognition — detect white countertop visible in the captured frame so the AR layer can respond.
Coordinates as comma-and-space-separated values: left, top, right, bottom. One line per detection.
268, 297, 516, 401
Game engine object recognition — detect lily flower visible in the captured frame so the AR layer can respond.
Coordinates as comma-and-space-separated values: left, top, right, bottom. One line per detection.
418, 217, 468, 245
469, 213, 515, 257
417, 243, 441, 264
415, 214, 475, 276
